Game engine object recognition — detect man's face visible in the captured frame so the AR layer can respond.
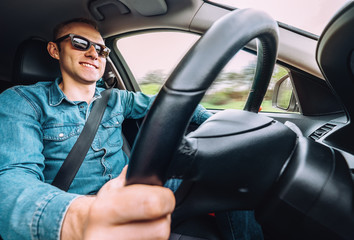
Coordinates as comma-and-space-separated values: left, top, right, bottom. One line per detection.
55, 22, 106, 85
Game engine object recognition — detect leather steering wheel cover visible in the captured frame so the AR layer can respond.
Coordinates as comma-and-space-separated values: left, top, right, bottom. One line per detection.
126, 8, 279, 186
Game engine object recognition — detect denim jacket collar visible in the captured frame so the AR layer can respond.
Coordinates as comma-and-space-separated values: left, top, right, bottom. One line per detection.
49, 78, 102, 106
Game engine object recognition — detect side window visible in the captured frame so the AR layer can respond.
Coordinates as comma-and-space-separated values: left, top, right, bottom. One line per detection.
116, 31, 199, 94
116, 31, 298, 113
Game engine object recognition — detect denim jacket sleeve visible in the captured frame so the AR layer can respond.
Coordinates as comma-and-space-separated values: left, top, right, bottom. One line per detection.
119, 90, 212, 124
191, 104, 213, 125
0, 88, 78, 240
119, 90, 155, 119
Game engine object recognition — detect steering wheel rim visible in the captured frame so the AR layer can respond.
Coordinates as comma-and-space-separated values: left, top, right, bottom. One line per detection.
126, 8, 279, 186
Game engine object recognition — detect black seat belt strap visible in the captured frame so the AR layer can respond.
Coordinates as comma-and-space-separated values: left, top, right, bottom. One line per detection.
51, 88, 112, 191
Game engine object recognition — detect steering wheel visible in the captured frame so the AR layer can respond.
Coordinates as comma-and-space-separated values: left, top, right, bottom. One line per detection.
126, 8, 278, 183
125, 6, 282, 218
127, 6, 354, 240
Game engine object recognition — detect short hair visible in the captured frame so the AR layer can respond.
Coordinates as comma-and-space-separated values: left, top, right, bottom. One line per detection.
53, 18, 99, 41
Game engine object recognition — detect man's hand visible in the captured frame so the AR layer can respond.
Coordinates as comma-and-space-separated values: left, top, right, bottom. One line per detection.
61, 167, 176, 240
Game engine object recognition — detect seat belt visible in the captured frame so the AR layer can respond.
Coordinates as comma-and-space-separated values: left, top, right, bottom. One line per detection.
51, 88, 112, 191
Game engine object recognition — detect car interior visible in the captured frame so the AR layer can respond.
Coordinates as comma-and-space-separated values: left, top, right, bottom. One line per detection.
0, 0, 354, 239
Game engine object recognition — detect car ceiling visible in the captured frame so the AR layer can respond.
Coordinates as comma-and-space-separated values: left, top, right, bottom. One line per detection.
0, 0, 205, 81
0, 0, 323, 83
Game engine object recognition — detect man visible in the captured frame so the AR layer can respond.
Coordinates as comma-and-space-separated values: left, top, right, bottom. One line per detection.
0, 18, 211, 239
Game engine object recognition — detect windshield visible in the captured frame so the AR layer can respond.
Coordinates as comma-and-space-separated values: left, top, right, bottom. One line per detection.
207, 0, 350, 36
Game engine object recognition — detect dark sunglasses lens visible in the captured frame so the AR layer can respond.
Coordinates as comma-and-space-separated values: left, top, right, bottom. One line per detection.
94, 44, 102, 53
72, 37, 89, 50
94, 44, 110, 57
70, 35, 109, 57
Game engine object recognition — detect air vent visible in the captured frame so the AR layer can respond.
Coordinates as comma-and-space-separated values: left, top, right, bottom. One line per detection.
310, 123, 336, 140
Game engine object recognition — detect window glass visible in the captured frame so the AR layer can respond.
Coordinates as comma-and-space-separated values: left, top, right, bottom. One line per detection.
116, 31, 297, 113
201, 51, 291, 112
117, 31, 199, 91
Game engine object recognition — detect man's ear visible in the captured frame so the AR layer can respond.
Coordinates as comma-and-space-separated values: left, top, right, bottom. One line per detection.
47, 42, 60, 60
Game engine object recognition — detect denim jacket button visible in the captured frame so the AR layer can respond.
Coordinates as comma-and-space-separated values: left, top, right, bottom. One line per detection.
58, 133, 64, 138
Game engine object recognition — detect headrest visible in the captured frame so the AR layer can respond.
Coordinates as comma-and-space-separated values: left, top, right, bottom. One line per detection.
13, 37, 61, 85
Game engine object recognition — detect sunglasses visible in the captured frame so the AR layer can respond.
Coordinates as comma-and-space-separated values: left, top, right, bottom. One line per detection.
54, 33, 111, 58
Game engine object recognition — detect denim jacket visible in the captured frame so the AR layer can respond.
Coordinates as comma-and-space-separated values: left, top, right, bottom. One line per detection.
0, 78, 211, 240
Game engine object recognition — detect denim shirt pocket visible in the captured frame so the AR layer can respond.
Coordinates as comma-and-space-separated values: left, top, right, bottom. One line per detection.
43, 125, 81, 141
101, 114, 124, 147
42, 124, 82, 160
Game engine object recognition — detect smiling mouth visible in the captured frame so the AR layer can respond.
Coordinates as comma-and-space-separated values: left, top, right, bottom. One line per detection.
80, 62, 98, 69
